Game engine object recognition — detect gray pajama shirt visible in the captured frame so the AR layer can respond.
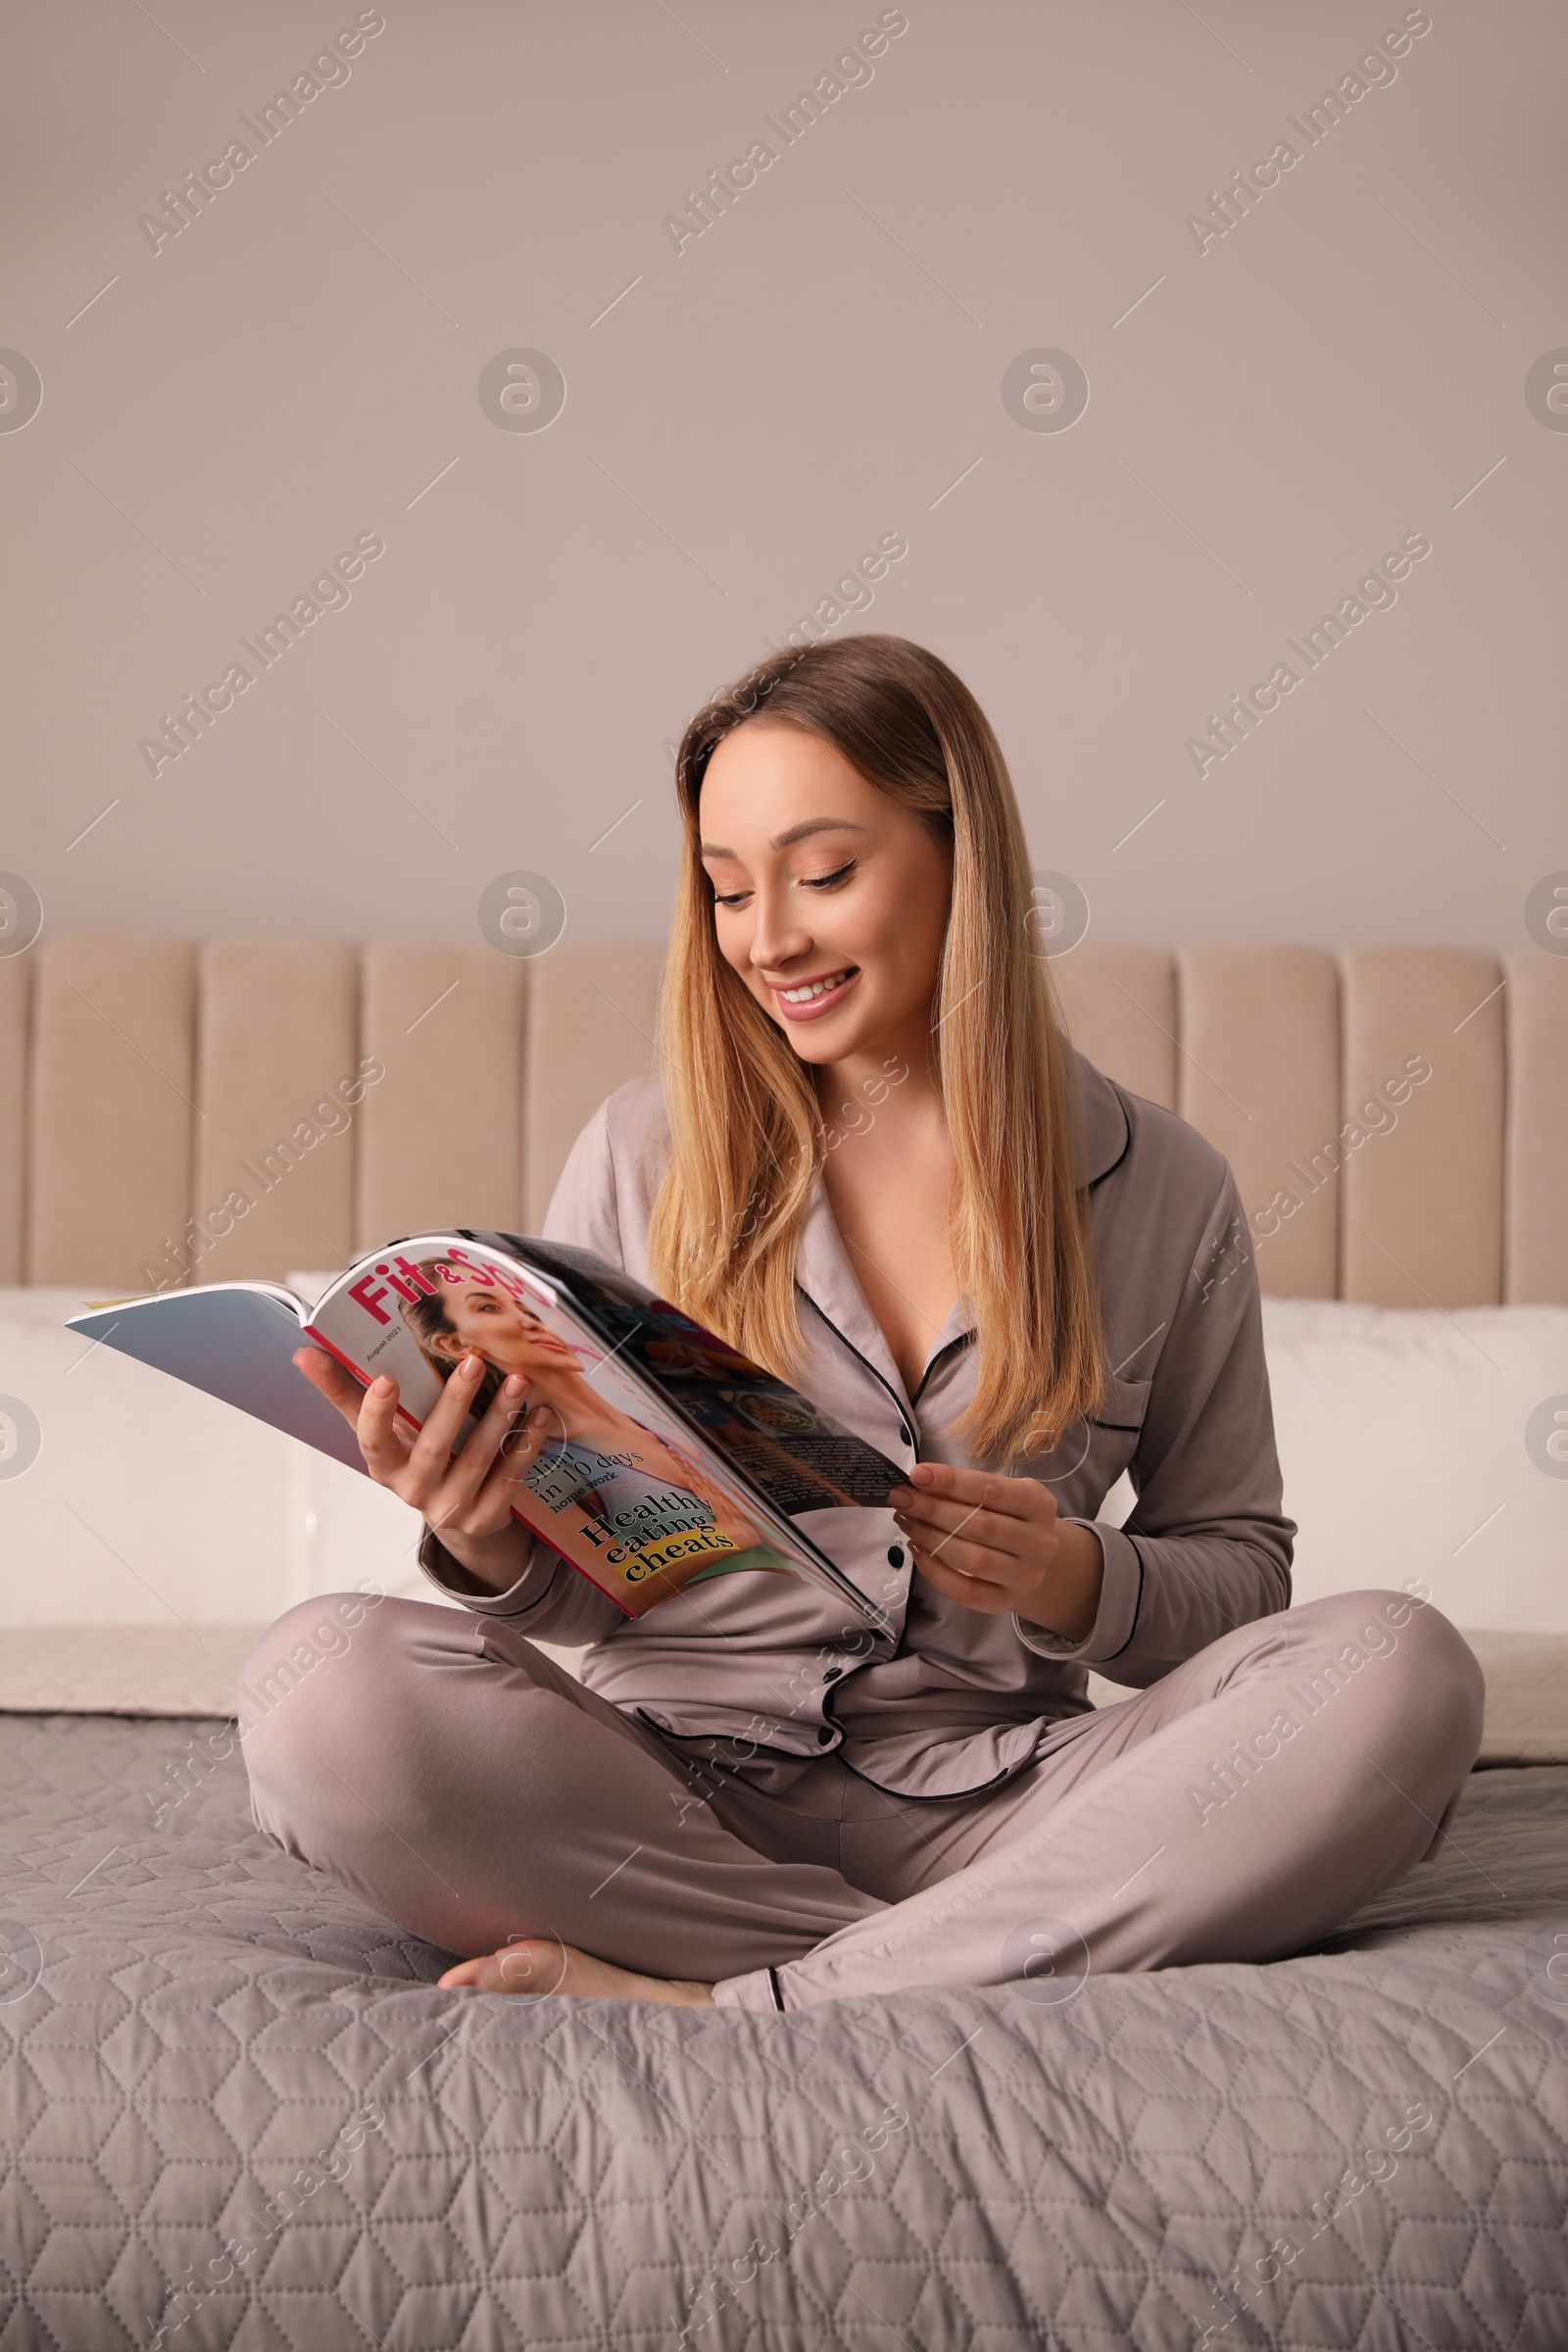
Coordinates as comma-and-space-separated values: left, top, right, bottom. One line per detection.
243, 1056, 1484, 2008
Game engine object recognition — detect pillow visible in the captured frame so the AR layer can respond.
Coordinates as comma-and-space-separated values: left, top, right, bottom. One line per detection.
0, 1623, 268, 1716
3, 1287, 1563, 1737
0, 1284, 439, 1639
0, 1288, 303, 1632
293, 1298, 1556, 1638
1257, 1299, 1568, 1634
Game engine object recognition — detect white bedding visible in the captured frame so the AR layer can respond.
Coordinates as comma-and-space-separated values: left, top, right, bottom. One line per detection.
2, 1289, 1563, 1640
1260, 1297, 1568, 1633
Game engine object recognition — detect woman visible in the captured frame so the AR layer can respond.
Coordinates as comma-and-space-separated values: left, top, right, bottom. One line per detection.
398, 1256, 783, 1589
245, 634, 1483, 2014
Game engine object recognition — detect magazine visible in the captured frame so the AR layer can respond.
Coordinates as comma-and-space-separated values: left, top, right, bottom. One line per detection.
66, 1231, 905, 1622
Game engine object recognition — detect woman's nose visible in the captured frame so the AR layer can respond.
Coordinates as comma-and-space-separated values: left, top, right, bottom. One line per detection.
749, 883, 811, 970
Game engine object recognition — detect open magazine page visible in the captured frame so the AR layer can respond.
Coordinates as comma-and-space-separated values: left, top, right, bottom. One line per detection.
64, 1283, 368, 1472
306, 1237, 852, 1620
472, 1234, 906, 1513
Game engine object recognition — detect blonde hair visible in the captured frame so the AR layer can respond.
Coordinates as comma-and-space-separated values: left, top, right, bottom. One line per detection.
645, 634, 1104, 1461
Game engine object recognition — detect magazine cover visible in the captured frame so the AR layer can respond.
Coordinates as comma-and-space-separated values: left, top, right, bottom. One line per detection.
67, 1232, 901, 1623
466, 1233, 908, 1515
309, 1238, 822, 1617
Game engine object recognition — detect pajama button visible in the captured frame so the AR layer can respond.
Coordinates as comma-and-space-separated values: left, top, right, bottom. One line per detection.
887, 1544, 905, 1567
823, 1666, 842, 1682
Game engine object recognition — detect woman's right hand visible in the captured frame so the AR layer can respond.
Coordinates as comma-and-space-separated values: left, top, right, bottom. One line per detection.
294, 1347, 549, 1589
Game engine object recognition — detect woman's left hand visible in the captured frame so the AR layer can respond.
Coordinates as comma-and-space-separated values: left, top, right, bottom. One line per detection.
888, 1462, 1105, 1642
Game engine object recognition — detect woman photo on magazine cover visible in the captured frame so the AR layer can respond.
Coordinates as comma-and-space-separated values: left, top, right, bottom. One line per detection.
397, 1257, 783, 1591
255, 633, 1483, 2015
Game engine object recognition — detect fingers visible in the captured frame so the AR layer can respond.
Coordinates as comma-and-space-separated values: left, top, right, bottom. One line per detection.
902, 1522, 1010, 1587
298, 1346, 542, 1529
901, 1461, 1046, 1520
906, 1542, 1014, 1612
427, 1375, 538, 1532
892, 1467, 1053, 1554
356, 1373, 414, 1481
892, 1494, 1035, 1567
408, 1353, 491, 1477
293, 1346, 369, 1429
460, 1373, 534, 1478
493, 1401, 558, 1482
892, 1463, 1057, 1606
895, 1497, 1014, 1558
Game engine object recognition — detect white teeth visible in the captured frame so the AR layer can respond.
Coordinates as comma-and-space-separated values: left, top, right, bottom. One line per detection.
781, 971, 850, 1004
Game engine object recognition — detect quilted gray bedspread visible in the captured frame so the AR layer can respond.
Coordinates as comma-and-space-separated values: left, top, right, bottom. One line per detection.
0, 1714, 1564, 2351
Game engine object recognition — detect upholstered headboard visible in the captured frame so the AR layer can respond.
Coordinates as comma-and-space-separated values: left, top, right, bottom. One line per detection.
1, 939, 1563, 1306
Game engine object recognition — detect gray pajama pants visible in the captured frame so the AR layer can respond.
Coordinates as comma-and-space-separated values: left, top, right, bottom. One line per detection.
240, 1589, 1484, 2012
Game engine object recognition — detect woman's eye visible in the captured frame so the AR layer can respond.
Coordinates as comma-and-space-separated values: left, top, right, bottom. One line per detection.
711, 889, 751, 909
802, 860, 857, 892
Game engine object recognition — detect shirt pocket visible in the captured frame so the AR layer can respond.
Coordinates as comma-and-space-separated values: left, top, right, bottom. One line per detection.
1073, 1375, 1152, 1511
1094, 1375, 1152, 1435
1091, 1373, 1152, 1486
1022, 1376, 1152, 1512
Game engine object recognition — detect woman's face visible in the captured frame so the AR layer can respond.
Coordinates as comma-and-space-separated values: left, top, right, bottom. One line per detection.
698, 721, 952, 1068
429, 1278, 577, 1375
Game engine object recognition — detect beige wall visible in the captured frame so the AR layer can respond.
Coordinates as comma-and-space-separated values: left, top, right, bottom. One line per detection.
1, 0, 1562, 955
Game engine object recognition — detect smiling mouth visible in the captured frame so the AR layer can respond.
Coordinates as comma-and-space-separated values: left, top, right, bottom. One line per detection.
776, 966, 857, 1004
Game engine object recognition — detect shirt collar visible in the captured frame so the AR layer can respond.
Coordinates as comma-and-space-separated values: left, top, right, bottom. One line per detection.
795, 1177, 914, 1403
795, 1051, 1129, 1401
1073, 1049, 1131, 1188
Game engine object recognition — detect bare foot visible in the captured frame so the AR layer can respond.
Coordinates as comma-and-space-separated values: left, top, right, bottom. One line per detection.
438, 1936, 714, 2007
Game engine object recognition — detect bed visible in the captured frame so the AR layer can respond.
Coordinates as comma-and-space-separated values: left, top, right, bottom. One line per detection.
2, 1710, 1564, 2348
1, 937, 1565, 2346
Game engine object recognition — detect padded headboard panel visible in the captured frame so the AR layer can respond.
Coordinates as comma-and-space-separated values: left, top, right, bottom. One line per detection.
10, 937, 1567, 1305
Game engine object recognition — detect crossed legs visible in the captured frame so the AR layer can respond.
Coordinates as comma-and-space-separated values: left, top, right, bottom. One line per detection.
239, 1589, 1484, 2012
